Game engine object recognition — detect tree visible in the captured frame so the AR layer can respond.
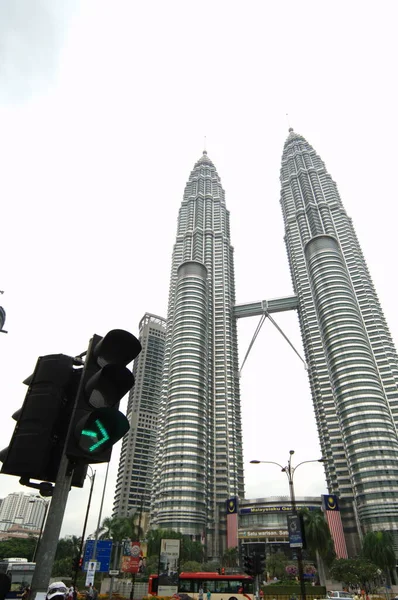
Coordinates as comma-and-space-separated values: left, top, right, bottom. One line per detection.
330, 558, 380, 591
180, 561, 202, 572
146, 529, 182, 557
0, 537, 36, 561
301, 508, 335, 585
99, 516, 133, 542
361, 531, 396, 584
266, 552, 287, 580
180, 539, 204, 564
55, 536, 81, 561
301, 508, 335, 565
221, 547, 238, 568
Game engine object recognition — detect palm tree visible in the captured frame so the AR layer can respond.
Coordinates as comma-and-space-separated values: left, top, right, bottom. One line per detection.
222, 547, 239, 568
362, 531, 396, 585
301, 508, 335, 585
99, 516, 133, 542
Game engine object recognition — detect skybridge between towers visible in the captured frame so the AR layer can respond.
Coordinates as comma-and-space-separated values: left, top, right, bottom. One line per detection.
233, 295, 298, 318
233, 295, 306, 374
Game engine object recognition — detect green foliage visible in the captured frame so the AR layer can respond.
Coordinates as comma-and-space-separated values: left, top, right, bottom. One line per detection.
261, 585, 326, 596
0, 536, 36, 561
330, 558, 380, 589
221, 547, 239, 567
300, 508, 335, 566
52, 557, 73, 578
180, 561, 202, 572
55, 536, 81, 561
99, 517, 135, 542
146, 529, 182, 558
361, 531, 396, 572
180, 539, 204, 564
201, 561, 220, 571
266, 552, 288, 579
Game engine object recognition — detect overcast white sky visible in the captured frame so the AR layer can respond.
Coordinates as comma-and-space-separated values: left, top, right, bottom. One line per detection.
0, 0, 397, 537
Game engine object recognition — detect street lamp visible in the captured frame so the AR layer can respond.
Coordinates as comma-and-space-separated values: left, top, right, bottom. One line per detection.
73, 466, 96, 588
29, 498, 50, 563
250, 451, 324, 600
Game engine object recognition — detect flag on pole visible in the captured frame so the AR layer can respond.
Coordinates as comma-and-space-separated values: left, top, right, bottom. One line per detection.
322, 495, 348, 558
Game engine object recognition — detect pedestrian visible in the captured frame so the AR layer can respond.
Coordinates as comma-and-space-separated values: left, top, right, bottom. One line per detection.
86, 583, 94, 600
0, 574, 11, 600
92, 586, 98, 600
46, 582, 68, 600
22, 586, 30, 600
199, 586, 204, 600
207, 590, 211, 600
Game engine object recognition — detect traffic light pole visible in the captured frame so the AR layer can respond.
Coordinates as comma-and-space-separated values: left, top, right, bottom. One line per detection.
30, 453, 73, 600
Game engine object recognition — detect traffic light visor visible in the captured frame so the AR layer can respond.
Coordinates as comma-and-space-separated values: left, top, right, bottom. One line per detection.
86, 364, 134, 408
76, 407, 129, 455
93, 329, 142, 367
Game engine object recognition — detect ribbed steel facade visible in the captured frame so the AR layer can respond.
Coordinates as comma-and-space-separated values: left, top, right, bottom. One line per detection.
113, 313, 166, 518
151, 152, 244, 557
281, 129, 398, 553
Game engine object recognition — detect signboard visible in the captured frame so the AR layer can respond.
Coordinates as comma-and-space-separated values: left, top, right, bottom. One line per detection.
121, 541, 147, 574
239, 529, 288, 539
85, 561, 98, 586
287, 514, 304, 548
158, 538, 180, 596
83, 540, 113, 573
109, 570, 119, 576
240, 505, 317, 514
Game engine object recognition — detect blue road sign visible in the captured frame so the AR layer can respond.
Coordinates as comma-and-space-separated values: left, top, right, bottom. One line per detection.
83, 540, 113, 573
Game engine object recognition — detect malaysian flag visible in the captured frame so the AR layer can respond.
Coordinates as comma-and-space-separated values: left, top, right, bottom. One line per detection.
322, 495, 348, 558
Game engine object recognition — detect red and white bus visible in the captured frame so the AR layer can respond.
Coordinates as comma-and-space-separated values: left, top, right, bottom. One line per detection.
148, 572, 254, 600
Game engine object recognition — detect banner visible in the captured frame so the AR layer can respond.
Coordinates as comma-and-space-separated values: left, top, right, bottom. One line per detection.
226, 497, 239, 549
121, 541, 147, 574
158, 538, 180, 596
287, 514, 304, 548
322, 495, 348, 558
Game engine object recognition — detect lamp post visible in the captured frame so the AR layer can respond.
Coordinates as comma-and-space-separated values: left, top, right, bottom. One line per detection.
29, 498, 50, 563
250, 451, 324, 600
73, 466, 96, 588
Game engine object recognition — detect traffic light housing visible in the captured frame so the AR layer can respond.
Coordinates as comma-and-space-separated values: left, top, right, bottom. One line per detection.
0, 354, 77, 483
243, 554, 255, 576
255, 553, 266, 575
71, 556, 80, 572
66, 329, 141, 464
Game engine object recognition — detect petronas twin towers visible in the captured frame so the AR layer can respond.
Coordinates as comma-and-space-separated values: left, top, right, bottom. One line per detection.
118, 130, 398, 557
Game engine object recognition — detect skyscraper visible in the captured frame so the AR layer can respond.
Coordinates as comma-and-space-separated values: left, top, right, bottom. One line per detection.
113, 313, 166, 518
280, 128, 398, 553
151, 151, 244, 557
0, 492, 46, 532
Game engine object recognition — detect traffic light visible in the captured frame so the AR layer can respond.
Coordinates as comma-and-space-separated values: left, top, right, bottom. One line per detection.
0, 354, 77, 483
71, 556, 80, 571
243, 554, 255, 576
255, 553, 266, 575
66, 329, 141, 464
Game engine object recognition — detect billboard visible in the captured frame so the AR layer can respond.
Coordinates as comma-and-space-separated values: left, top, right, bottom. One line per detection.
287, 514, 305, 548
158, 538, 181, 596
120, 541, 147, 574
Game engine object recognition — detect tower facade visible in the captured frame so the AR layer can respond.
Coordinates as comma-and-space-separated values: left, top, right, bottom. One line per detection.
151, 151, 244, 557
0, 492, 46, 531
280, 129, 398, 553
113, 313, 166, 518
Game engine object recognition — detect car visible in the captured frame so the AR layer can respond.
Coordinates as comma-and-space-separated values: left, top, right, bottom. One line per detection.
327, 593, 354, 600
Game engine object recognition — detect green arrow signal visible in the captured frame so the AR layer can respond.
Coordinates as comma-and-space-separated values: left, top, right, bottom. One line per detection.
82, 419, 110, 452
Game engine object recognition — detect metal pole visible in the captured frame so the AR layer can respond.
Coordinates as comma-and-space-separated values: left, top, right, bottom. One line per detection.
73, 469, 96, 588
32, 500, 50, 563
30, 455, 73, 600
92, 462, 110, 562
287, 455, 306, 600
